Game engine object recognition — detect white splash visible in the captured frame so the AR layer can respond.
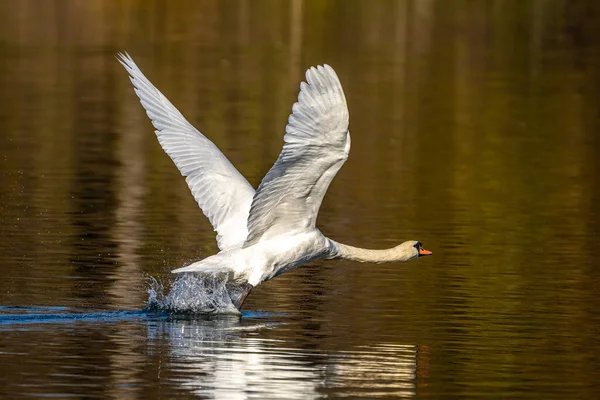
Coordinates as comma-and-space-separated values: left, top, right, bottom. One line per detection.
146, 273, 242, 316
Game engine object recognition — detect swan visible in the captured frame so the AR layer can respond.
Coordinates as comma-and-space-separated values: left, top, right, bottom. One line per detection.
118, 53, 432, 310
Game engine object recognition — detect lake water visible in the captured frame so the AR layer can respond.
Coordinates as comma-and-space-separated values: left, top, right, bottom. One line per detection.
1, 1, 600, 398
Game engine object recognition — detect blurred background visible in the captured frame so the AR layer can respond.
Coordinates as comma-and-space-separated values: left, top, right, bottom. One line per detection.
0, 0, 600, 398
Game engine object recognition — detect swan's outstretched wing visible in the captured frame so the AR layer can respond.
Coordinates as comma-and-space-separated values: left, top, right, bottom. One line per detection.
244, 65, 350, 246
118, 53, 255, 251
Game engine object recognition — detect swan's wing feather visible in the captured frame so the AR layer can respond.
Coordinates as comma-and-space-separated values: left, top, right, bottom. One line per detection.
244, 65, 350, 246
118, 53, 255, 250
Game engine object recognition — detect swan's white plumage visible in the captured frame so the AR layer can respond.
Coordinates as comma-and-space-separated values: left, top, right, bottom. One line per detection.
118, 53, 429, 304
243, 65, 350, 246
117, 53, 254, 251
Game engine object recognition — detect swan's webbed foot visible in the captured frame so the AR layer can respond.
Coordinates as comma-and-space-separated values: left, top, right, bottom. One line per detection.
226, 281, 254, 310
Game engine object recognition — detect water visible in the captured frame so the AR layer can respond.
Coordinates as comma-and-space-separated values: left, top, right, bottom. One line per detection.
1, 0, 600, 398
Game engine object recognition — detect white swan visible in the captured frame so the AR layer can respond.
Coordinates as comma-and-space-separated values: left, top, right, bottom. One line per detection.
118, 53, 432, 309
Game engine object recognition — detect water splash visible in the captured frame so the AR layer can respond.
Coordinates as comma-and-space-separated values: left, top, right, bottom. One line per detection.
146, 273, 244, 316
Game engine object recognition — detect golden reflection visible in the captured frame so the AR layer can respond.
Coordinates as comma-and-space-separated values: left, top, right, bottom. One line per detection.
107, 70, 148, 308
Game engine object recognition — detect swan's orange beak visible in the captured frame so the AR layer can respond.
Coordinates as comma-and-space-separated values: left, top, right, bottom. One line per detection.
419, 248, 432, 256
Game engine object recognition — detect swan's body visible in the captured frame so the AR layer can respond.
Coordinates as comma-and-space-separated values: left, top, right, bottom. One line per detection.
118, 53, 431, 309
178, 230, 329, 285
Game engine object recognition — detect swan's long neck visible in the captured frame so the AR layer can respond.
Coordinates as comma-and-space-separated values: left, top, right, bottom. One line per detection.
327, 239, 415, 263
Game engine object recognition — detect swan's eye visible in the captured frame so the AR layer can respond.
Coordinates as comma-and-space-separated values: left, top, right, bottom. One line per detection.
414, 242, 422, 249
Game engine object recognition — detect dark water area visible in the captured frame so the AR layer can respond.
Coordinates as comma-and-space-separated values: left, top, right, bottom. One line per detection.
1, 0, 600, 398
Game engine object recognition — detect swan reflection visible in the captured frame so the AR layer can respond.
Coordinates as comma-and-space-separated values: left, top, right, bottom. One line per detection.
147, 317, 420, 399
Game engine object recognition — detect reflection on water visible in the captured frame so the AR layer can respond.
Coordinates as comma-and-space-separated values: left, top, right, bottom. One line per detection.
1, 0, 600, 398
150, 318, 419, 399
0, 306, 419, 399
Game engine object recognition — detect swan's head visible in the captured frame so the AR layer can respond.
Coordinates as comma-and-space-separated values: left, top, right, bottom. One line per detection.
397, 240, 432, 260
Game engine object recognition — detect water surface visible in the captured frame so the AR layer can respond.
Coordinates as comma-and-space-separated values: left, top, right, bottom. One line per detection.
1, 1, 600, 398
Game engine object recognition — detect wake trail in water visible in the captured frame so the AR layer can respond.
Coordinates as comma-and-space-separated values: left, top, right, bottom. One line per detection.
146, 273, 243, 316
0, 307, 151, 326
0, 274, 251, 326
